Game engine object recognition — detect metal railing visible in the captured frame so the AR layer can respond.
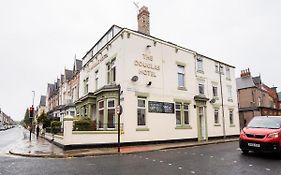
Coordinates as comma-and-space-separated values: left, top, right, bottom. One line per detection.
73, 122, 123, 131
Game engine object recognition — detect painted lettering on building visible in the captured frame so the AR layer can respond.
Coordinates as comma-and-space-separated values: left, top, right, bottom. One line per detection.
134, 53, 160, 77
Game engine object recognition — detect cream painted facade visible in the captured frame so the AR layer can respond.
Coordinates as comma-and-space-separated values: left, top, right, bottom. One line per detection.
74, 25, 240, 145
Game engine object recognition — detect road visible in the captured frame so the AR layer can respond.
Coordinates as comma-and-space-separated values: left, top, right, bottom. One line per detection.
1, 137, 281, 175
0, 127, 24, 154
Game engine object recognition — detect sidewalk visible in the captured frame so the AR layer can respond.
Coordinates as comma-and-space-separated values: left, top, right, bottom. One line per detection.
9, 131, 239, 158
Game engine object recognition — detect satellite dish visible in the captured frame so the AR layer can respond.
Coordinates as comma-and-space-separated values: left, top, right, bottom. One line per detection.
131, 76, 138, 82
210, 98, 216, 104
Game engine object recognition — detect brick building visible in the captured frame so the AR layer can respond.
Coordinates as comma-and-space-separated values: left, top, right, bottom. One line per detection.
236, 69, 281, 129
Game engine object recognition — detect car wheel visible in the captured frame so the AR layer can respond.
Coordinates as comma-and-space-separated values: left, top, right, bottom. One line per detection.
242, 150, 249, 154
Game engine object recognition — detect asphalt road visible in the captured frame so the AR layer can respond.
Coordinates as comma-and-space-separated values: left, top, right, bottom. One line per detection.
0, 127, 24, 154
1, 139, 281, 175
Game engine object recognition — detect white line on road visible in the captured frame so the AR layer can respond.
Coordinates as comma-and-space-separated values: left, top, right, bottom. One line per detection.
249, 164, 253, 167
178, 167, 182, 170
191, 170, 196, 174
266, 168, 271, 171
168, 163, 172, 166
233, 161, 237, 163
160, 161, 164, 163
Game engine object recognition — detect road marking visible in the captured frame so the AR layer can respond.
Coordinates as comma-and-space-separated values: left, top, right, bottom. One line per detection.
178, 167, 182, 170
88, 163, 96, 166
153, 160, 156, 162
249, 164, 253, 167
145, 158, 149, 160
168, 163, 172, 166
233, 161, 237, 163
210, 156, 214, 158
160, 161, 164, 163
221, 158, 225, 161
266, 168, 271, 171
236, 148, 241, 151
200, 154, 204, 156
191, 170, 196, 174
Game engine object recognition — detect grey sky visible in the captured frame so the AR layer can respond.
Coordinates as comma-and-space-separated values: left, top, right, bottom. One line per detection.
0, 0, 280, 121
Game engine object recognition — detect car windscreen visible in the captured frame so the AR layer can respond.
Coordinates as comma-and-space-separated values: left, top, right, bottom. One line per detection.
247, 117, 281, 129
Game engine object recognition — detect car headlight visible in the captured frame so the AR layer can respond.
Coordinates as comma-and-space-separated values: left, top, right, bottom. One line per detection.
268, 132, 279, 138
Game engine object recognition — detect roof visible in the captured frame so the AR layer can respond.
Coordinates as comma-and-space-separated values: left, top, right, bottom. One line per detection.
75, 59, 82, 72
82, 24, 235, 69
236, 76, 256, 90
39, 96, 46, 107
252, 76, 262, 86
64, 69, 73, 81
278, 92, 281, 101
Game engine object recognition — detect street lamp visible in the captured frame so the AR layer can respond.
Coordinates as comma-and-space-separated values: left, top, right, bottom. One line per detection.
219, 63, 226, 140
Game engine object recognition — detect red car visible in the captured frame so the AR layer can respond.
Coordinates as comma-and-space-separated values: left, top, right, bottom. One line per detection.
239, 116, 281, 154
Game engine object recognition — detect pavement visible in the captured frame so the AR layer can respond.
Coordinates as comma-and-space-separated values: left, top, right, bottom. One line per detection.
9, 130, 239, 158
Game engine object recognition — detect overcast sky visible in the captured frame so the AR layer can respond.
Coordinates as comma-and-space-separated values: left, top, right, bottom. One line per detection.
0, 0, 280, 121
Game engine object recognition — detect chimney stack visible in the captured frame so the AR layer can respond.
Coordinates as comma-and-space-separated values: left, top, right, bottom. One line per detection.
240, 68, 251, 78
138, 6, 150, 35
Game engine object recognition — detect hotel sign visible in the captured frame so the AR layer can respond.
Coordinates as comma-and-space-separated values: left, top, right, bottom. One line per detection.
148, 101, 175, 113
134, 53, 160, 77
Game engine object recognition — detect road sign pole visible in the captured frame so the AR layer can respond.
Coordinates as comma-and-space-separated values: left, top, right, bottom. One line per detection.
117, 85, 121, 153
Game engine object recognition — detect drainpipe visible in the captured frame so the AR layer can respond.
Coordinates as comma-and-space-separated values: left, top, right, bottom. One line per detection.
219, 63, 226, 140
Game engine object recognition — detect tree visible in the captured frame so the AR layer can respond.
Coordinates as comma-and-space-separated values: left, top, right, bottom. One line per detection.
23, 108, 30, 127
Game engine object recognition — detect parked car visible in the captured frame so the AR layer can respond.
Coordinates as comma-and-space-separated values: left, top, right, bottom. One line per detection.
240, 116, 281, 154
0, 125, 4, 131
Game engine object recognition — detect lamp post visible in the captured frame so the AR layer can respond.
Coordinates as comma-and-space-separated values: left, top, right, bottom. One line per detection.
116, 84, 123, 153
219, 63, 226, 140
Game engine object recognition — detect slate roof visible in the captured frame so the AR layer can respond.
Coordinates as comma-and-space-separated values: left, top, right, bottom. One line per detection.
236, 76, 256, 90
64, 69, 73, 81
278, 92, 281, 101
252, 76, 262, 86
75, 59, 82, 71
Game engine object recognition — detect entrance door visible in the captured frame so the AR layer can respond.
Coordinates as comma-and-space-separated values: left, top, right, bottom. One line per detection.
198, 107, 206, 141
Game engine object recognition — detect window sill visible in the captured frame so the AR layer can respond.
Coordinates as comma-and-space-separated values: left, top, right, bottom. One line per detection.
177, 86, 187, 91
136, 127, 150, 131
230, 124, 236, 127
175, 125, 192, 129
214, 124, 221, 127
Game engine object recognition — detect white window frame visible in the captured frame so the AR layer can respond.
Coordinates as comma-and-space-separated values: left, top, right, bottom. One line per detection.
199, 83, 205, 95
95, 70, 98, 91
196, 58, 203, 72
137, 97, 147, 127
227, 86, 233, 100
98, 100, 104, 129
175, 103, 182, 125
214, 109, 219, 124
226, 67, 231, 80
107, 99, 116, 129
212, 86, 218, 98
229, 110, 234, 125
177, 65, 185, 88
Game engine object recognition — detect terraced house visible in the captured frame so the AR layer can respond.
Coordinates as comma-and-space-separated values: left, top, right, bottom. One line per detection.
67, 6, 240, 146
